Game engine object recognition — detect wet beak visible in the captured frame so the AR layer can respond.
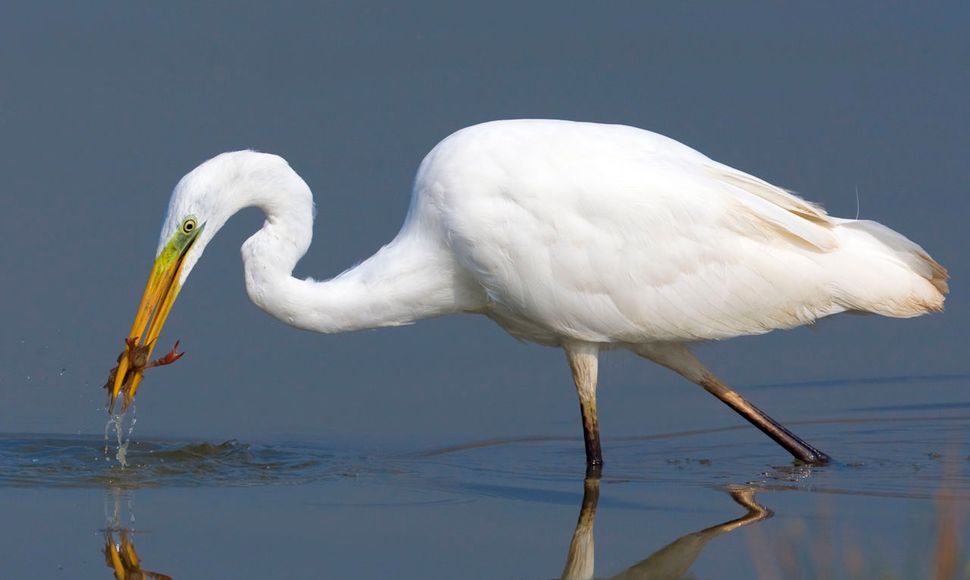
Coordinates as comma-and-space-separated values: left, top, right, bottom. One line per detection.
109, 241, 192, 413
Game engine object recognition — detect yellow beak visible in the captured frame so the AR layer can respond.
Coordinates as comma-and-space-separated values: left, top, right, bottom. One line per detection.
108, 222, 202, 413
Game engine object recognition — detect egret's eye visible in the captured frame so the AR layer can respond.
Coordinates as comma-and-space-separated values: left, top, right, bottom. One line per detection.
181, 217, 198, 235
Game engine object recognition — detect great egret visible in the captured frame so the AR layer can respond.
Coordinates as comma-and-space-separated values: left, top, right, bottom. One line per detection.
109, 119, 947, 468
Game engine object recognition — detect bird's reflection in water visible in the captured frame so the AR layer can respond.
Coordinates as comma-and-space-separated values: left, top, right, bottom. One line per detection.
102, 490, 172, 580
91, 475, 767, 579
561, 478, 772, 580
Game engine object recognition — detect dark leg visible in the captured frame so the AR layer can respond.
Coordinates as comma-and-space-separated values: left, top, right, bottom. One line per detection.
699, 374, 830, 464
566, 344, 603, 468
578, 396, 603, 469
636, 343, 831, 465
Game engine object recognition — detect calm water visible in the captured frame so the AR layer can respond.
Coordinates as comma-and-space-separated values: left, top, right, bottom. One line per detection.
3, 374, 970, 579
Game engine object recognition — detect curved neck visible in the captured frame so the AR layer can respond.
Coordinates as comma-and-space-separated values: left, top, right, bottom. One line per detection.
235, 164, 472, 333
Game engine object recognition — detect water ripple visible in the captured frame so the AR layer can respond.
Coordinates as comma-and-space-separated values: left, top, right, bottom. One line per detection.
0, 435, 349, 489
3, 412, 970, 503
406, 414, 970, 503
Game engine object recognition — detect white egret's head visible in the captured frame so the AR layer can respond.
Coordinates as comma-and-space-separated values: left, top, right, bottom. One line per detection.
108, 150, 296, 412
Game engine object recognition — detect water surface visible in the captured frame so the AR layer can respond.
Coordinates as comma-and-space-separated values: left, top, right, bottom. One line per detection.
3, 375, 970, 579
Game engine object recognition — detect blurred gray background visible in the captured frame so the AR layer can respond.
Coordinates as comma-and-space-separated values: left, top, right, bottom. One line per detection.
1, 2, 966, 447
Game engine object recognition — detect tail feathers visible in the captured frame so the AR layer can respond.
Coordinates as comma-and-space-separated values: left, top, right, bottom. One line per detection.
832, 219, 948, 317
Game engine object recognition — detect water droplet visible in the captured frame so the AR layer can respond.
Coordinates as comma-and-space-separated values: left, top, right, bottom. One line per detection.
59, 368, 66, 376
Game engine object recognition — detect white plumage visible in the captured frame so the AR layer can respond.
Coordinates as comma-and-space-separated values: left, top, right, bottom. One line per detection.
148, 119, 948, 467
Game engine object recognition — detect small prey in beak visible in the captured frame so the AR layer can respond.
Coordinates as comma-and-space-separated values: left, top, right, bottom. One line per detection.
104, 338, 185, 413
